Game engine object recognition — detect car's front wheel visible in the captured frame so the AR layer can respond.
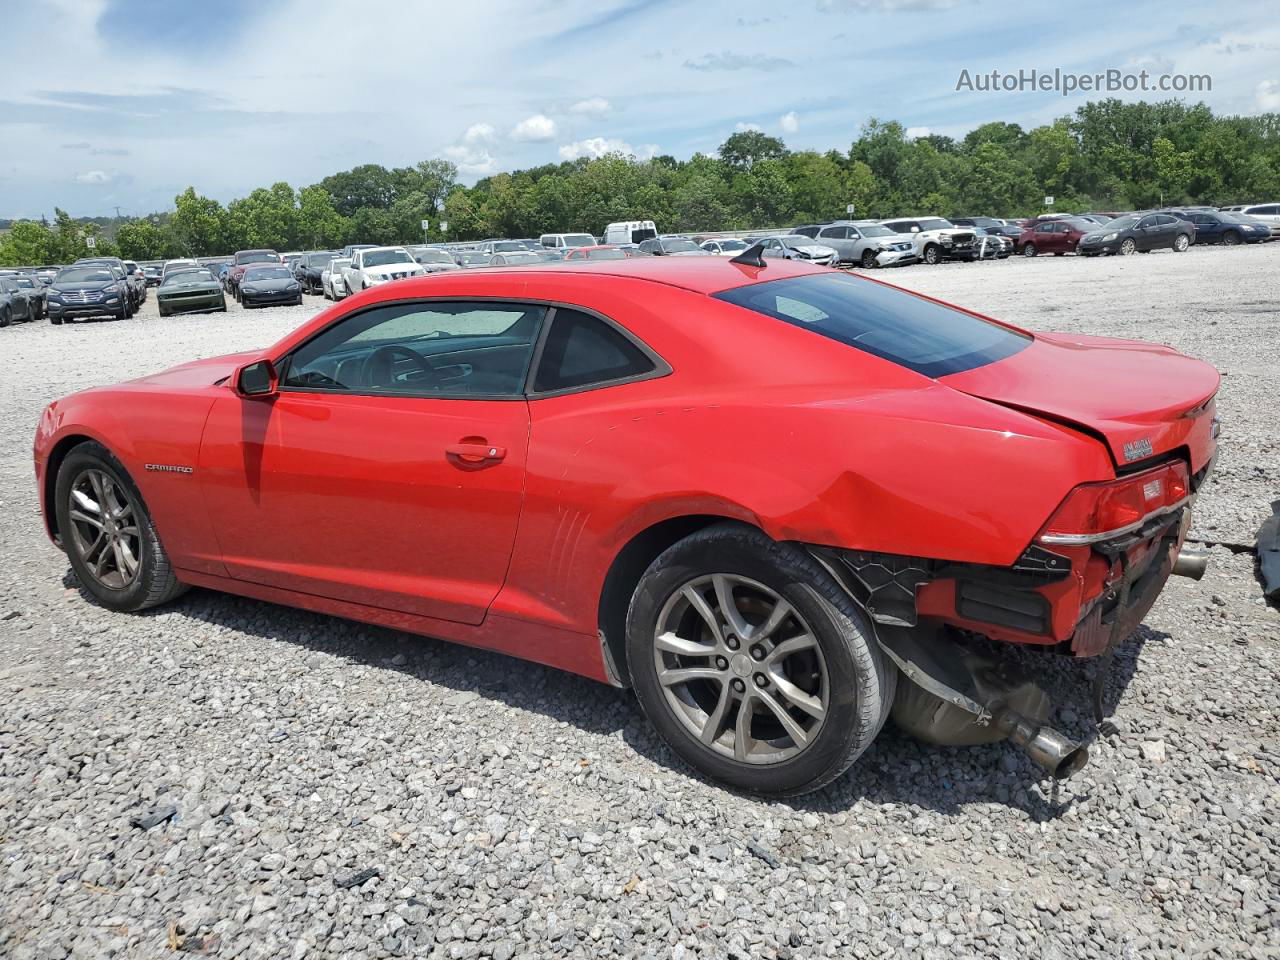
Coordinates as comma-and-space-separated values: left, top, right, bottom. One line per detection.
54, 441, 187, 613
1120, 238, 1137, 255
1022, 243, 1038, 257
627, 523, 894, 796
1222, 230, 1241, 246
860, 249, 877, 269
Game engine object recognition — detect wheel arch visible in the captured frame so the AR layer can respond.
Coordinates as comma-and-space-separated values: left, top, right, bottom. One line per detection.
596, 514, 762, 686
42, 433, 99, 544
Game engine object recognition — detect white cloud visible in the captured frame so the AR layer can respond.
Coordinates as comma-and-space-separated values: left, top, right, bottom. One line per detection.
73, 170, 112, 184
443, 144, 496, 175
735, 122, 763, 132
905, 126, 931, 139
1257, 80, 1280, 111
511, 114, 557, 141
558, 137, 656, 161
462, 122, 496, 144
569, 97, 611, 116
779, 111, 799, 133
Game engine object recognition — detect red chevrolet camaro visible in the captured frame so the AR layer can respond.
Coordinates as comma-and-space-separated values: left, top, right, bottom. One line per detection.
34, 255, 1219, 795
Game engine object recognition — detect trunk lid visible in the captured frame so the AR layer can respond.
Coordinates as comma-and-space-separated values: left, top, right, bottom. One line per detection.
941, 332, 1219, 470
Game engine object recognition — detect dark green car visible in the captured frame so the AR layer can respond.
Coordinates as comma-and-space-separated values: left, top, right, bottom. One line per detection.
156, 268, 227, 317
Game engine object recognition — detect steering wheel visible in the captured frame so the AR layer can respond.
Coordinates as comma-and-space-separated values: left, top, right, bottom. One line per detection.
361, 344, 439, 390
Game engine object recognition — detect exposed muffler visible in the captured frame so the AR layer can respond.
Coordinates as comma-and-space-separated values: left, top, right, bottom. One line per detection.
1172, 546, 1209, 580
996, 710, 1089, 779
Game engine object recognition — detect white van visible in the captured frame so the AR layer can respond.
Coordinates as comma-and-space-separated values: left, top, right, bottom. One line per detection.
539, 232, 597, 250
603, 221, 658, 245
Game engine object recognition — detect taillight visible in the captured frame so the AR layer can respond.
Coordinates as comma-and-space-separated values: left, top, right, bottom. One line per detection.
1038, 461, 1191, 545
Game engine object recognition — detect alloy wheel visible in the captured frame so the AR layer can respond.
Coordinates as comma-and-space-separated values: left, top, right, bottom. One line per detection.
1174, 235, 1189, 251
66, 468, 142, 590
1120, 238, 1136, 255
652, 573, 828, 764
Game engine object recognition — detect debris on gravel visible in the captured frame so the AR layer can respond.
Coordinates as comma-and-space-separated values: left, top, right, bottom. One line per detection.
1, 249, 1278, 959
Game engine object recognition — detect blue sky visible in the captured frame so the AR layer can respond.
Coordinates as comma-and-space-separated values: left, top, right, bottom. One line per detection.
1, 0, 1278, 219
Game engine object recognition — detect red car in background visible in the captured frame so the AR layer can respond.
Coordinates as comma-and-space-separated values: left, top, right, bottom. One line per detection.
33, 257, 1219, 795
1016, 217, 1095, 256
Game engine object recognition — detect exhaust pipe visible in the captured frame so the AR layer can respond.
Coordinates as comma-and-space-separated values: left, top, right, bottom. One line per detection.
1172, 546, 1209, 581
997, 710, 1089, 779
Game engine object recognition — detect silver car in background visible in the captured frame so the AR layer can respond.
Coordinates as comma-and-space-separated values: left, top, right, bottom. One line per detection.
794, 221, 916, 268
757, 234, 839, 266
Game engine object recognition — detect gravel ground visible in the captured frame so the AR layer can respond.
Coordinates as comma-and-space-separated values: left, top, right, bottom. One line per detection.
1, 250, 1277, 960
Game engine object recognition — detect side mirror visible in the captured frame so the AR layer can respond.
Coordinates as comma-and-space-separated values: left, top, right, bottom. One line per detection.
234, 359, 278, 398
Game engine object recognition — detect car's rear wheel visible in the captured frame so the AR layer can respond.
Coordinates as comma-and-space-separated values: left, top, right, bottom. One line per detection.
627, 523, 894, 796
1173, 234, 1190, 252
55, 442, 187, 613
860, 249, 877, 269
1120, 238, 1137, 255
1022, 243, 1038, 257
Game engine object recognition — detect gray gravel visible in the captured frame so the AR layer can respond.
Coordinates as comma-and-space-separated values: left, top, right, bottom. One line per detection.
1, 250, 1277, 960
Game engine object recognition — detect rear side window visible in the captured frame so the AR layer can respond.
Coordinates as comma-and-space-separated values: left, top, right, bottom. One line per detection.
713, 272, 1030, 378
534, 309, 655, 393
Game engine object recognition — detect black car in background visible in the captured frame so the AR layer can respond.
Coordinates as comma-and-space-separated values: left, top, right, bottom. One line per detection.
1165, 210, 1271, 245
0, 276, 39, 326
239, 264, 303, 308
10, 274, 47, 319
1077, 212, 1194, 256
143, 264, 164, 286
46, 264, 132, 323
295, 251, 337, 293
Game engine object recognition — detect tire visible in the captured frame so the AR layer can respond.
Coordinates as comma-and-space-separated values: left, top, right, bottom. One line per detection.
116, 303, 128, 320
0, 307, 9, 328
1173, 234, 1190, 252
1222, 230, 1241, 246
860, 249, 877, 269
1022, 243, 1038, 257
1120, 238, 1137, 256
50, 314, 63, 326
54, 441, 187, 613
922, 244, 940, 265
626, 523, 895, 796
158, 306, 169, 318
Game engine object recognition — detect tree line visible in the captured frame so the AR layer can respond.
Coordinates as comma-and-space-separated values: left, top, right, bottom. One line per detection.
2, 98, 1278, 265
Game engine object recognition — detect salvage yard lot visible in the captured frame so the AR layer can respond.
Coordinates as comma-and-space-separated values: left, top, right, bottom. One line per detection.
1, 245, 1276, 959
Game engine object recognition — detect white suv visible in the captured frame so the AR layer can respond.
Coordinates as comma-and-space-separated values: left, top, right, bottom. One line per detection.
878, 217, 980, 264
342, 246, 426, 293
1239, 203, 1280, 237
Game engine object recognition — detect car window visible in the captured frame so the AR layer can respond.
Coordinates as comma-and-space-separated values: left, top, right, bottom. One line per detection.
714, 272, 1030, 378
1137, 216, 1157, 228
1250, 205, 1278, 215
533, 308, 656, 393
794, 227, 819, 238
1035, 223, 1054, 233
818, 227, 847, 239
282, 301, 546, 397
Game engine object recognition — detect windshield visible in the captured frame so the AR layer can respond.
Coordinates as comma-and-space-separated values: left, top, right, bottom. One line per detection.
714, 272, 1030, 378
1106, 216, 1140, 230
244, 266, 292, 281
917, 218, 954, 231
14, 277, 35, 287
781, 236, 820, 247
236, 251, 278, 264
459, 252, 489, 264
163, 269, 214, 285
56, 267, 114, 283
661, 238, 700, 253
492, 241, 525, 252
307, 253, 335, 266
1064, 218, 1096, 230
582, 248, 626, 260
329, 259, 351, 271
859, 225, 894, 237
363, 249, 414, 267
562, 234, 595, 248
413, 249, 454, 263
495, 252, 540, 263
715, 239, 748, 251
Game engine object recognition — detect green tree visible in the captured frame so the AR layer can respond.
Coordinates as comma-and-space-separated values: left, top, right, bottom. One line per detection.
170, 188, 227, 256
718, 130, 787, 172
115, 220, 174, 260
296, 185, 349, 248
1153, 136, 1194, 206
0, 221, 57, 265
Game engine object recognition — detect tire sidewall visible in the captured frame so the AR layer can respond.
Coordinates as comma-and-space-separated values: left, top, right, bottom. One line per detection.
54, 443, 163, 612
626, 527, 887, 795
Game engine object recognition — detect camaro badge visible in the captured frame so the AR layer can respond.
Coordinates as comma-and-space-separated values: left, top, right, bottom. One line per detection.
145, 464, 194, 475
1122, 437, 1154, 462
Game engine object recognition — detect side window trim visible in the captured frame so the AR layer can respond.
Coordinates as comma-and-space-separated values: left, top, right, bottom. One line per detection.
524, 304, 672, 400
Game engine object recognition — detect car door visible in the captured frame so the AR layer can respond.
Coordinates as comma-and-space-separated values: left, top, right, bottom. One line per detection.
197, 299, 545, 625
818, 226, 851, 261
1032, 222, 1057, 253
1134, 215, 1159, 250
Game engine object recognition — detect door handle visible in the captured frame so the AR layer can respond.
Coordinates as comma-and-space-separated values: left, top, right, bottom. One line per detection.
446, 443, 506, 463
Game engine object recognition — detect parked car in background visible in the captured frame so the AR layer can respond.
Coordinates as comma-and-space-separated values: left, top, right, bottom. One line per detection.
76, 258, 142, 312
342, 246, 427, 293
489, 251, 544, 266
341, 244, 378, 259
753, 235, 839, 267
700, 238, 750, 257
163, 259, 200, 279
321, 258, 351, 300
157, 267, 227, 317
407, 247, 463, 273
1237, 203, 1280, 236
455, 251, 493, 270
539, 232, 596, 250
227, 250, 282, 299
475, 240, 529, 257
1077, 213, 1194, 256
795, 221, 915, 268
10, 274, 48, 319
971, 227, 1013, 258
143, 265, 163, 286
295, 251, 338, 293
1166, 210, 1271, 245
879, 217, 978, 264
637, 236, 710, 257
603, 220, 658, 245
563, 245, 628, 261
0, 276, 39, 326
1015, 217, 1095, 256
121, 261, 148, 303
239, 264, 303, 308
46, 264, 131, 324
949, 216, 1005, 231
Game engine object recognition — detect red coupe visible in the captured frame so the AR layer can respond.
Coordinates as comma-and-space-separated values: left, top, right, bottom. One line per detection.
34, 256, 1219, 795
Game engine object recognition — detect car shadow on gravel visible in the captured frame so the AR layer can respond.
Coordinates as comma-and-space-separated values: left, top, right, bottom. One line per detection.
62, 571, 1153, 817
